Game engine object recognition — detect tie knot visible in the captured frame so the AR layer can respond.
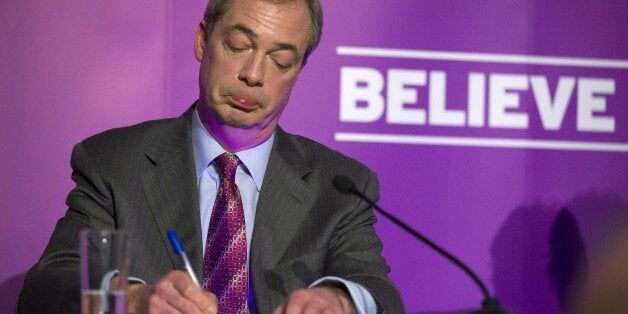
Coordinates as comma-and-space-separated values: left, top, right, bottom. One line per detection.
214, 153, 239, 182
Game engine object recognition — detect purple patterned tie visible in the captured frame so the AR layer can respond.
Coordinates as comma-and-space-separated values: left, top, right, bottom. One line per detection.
203, 153, 248, 313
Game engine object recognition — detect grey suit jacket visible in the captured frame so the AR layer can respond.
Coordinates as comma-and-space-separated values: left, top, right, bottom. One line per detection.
18, 104, 404, 313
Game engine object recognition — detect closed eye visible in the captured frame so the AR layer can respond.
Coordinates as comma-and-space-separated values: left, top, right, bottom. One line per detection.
226, 42, 248, 53
270, 52, 295, 71
273, 59, 291, 70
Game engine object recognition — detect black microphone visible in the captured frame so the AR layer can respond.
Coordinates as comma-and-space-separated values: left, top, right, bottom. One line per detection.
333, 175, 506, 314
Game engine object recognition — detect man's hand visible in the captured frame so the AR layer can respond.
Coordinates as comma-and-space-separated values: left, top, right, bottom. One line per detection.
126, 270, 217, 313
273, 286, 356, 314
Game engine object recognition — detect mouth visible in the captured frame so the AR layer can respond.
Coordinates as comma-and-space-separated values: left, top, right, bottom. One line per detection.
226, 94, 260, 112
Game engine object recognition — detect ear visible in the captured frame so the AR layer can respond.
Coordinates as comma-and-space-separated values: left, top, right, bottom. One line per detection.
194, 20, 208, 62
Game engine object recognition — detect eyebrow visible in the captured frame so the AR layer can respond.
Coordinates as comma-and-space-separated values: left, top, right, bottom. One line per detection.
225, 23, 258, 40
224, 23, 299, 55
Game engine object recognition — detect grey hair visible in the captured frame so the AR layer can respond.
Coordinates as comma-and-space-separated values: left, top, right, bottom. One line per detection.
203, 0, 323, 65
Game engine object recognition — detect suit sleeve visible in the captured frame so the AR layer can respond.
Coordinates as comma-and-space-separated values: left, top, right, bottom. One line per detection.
324, 171, 405, 313
17, 143, 116, 313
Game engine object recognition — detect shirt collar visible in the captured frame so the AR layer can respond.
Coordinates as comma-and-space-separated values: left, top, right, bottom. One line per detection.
191, 107, 274, 191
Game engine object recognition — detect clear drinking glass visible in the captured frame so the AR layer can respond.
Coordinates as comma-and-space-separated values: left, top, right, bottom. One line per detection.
80, 229, 130, 314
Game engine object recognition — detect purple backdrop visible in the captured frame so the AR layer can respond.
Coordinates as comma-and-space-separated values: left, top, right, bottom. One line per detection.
1, 1, 627, 313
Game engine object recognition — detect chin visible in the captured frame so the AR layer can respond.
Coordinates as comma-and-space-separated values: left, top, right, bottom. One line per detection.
225, 109, 267, 126
220, 115, 262, 129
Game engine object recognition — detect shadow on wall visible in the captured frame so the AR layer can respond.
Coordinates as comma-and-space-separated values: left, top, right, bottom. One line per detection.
491, 202, 561, 314
0, 272, 26, 313
547, 209, 588, 313
491, 191, 628, 314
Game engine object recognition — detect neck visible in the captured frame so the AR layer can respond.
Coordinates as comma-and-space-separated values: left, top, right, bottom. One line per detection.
197, 102, 275, 152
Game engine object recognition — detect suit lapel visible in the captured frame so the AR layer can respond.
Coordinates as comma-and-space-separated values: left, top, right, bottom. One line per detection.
140, 107, 203, 272
250, 128, 316, 311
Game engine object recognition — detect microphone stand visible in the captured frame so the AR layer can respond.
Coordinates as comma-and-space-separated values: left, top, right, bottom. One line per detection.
333, 175, 507, 314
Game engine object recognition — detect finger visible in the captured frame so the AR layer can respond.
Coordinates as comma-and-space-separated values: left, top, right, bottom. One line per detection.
181, 290, 217, 314
273, 303, 285, 314
154, 273, 202, 314
200, 292, 218, 313
310, 286, 353, 313
151, 280, 198, 313
302, 300, 325, 314
171, 275, 218, 313
147, 290, 182, 314
284, 289, 310, 313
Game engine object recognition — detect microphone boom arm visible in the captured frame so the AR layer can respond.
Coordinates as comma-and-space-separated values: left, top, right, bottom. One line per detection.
333, 175, 505, 313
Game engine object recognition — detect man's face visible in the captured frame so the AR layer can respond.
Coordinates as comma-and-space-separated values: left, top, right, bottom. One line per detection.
195, 0, 311, 134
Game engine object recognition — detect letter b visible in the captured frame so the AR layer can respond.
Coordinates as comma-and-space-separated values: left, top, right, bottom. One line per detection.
340, 67, 384, 122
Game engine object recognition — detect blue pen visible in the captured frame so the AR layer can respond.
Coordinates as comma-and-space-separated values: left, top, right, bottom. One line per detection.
167, 229, 201, 288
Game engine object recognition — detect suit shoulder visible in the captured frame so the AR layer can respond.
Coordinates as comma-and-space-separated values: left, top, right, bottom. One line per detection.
281, 131, 373, 176
70, 113, 191, 174
79, 117, 177, 150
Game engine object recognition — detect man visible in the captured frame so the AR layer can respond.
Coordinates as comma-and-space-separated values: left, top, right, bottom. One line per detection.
18, 0, 404, 313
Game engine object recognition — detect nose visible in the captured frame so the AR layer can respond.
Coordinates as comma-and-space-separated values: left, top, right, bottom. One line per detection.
238, 54, 265, 87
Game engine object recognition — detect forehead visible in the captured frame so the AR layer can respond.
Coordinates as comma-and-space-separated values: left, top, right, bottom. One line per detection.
218, 0, 311, 51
